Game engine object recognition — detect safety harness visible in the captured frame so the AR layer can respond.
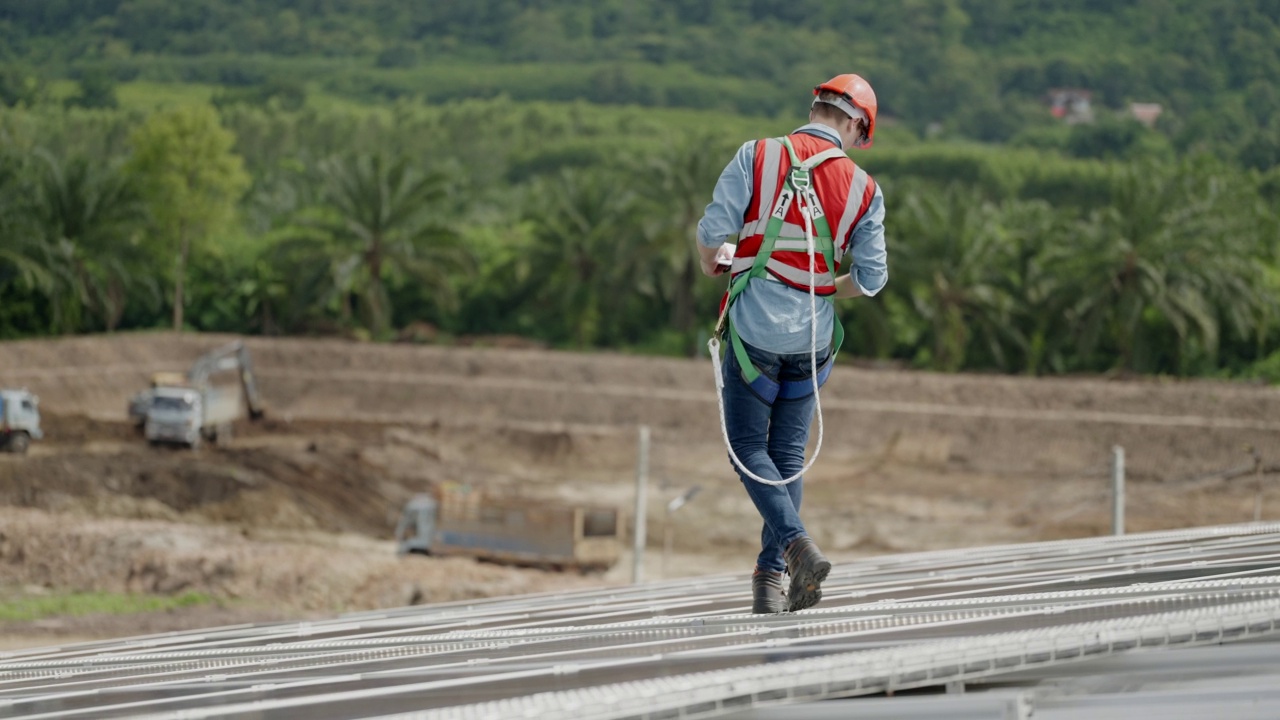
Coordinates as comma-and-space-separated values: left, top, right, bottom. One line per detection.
708, 135, 847, 487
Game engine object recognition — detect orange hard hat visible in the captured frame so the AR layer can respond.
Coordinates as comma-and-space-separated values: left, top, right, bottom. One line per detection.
813, 74, 878, 148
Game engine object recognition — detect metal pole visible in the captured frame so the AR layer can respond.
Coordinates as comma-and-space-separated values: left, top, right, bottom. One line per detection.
1256, 462, 1265, 523
1245, 444, 1264, 523
662, 519, 672, 579
633, 425, 650, 584
1112, 445, 1125, 536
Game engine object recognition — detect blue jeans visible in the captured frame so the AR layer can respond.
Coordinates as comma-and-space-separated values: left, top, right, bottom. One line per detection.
722, 340, 830, 573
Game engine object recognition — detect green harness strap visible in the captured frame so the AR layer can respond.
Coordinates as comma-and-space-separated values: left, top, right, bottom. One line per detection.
725, 137, 847, 384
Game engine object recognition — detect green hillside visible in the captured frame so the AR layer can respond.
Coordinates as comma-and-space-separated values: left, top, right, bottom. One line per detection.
4, 0, 1279, 161
0, 1, 1278, 379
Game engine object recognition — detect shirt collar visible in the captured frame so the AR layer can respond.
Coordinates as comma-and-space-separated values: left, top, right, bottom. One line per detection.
794, 122, 843, 150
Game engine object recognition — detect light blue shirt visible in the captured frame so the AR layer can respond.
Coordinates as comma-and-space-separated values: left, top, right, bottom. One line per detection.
697, 123, 887, 354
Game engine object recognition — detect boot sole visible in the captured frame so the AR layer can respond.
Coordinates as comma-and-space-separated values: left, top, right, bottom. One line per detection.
787, 559, 831, 612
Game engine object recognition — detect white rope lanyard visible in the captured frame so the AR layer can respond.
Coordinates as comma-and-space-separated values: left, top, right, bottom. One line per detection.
707, 192, 825, 487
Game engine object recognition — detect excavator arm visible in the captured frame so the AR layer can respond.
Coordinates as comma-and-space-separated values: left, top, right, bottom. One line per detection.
235, 343, 266, 420
186, 340, 266, 421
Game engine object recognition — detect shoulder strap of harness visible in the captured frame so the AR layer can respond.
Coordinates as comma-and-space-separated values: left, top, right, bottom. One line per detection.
720, 136, 847, 398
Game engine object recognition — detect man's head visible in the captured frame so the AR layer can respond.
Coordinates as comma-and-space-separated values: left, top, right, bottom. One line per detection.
809, 74, 878, 149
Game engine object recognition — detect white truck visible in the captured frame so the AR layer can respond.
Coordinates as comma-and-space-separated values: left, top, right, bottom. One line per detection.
144, 385, 245, 449
130, 341, 265, 450
0, 388, 43, 454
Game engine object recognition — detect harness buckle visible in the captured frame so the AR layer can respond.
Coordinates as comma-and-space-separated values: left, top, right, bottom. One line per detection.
788, 168, 811, 191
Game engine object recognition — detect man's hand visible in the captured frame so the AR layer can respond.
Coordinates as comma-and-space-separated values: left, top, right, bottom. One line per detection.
700, 259, 729, 277
698, 243, 733, 277
833, 273, 864, 299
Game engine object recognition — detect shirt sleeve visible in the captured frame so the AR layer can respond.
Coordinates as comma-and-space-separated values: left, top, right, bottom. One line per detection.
847, 183, 887, 296
696, 140, 756, 248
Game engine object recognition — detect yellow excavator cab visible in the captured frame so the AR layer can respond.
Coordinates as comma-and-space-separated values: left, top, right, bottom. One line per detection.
150, 372, 188, 388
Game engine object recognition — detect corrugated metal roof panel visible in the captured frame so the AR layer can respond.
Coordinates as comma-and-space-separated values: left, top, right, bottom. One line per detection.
0, 523, 1277, 719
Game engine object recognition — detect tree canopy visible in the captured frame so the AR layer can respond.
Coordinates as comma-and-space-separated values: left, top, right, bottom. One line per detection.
125, 105, 250, 329
1, 0, 1278, 162
0, 3, 1278, 382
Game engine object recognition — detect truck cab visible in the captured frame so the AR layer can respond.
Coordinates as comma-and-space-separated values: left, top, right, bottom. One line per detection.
128, 372, 189, 426
144, 386, 204, 449
0, 389, 43, 454
395, 495, 439, 556
129, 341, 264, 449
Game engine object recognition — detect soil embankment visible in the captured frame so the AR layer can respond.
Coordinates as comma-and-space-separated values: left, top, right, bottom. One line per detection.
2, 332, 1278, 648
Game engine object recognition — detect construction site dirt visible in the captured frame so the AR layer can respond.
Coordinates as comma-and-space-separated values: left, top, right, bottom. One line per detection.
2, 332, 1279, 650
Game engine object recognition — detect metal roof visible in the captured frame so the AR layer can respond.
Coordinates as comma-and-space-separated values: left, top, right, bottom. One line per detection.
1, 523, 1278, 719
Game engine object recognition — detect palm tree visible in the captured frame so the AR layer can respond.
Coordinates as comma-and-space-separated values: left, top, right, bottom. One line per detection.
634, 132, 735, 353
891, 183, 1011, 371
520, 167, 647, 347
0, 151, 53, 298
32, 150, 153, 331
0, 236, 56, 306
992, 199, 1077, 374
0, 149, 82, 334
296, 151, 469, 339
1054, 160, 1271, 373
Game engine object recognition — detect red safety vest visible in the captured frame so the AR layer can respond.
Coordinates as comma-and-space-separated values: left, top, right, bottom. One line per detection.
730, 133, 877, 295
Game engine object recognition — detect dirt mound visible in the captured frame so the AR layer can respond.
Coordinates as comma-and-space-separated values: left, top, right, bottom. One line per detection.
3, 333, 1279, 541
4, 332, 1280, 651
0, 415, 439, 537
0, 507, 602, 613
5, 332, 1280, 481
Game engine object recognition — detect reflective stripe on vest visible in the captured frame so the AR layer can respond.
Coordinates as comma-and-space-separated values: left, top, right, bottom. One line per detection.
733, 135, 875, 294
837, 166, 875, 255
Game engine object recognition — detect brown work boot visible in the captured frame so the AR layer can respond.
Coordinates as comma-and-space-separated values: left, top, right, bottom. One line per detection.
783, 536, 831, 612
751, 569, 786, 614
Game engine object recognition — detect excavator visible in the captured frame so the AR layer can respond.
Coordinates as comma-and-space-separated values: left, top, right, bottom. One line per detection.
128, 340, 266, 449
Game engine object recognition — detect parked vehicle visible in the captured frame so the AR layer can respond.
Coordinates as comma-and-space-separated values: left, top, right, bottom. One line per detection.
143, 385, 245, 449
127, 372, 187, 426
130, 341, 265, 449
395, 485, 623, 572
0, 389, 43, 454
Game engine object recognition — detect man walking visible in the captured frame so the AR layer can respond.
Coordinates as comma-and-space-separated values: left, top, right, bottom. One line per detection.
696, 75, 887, 613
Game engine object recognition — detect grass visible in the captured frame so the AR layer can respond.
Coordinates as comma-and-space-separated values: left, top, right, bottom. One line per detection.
45, 79, 78, 103
38, 80, 227, 112
100, 72, 919, 150
0, 591, 214, 622
116, 81, 220, 111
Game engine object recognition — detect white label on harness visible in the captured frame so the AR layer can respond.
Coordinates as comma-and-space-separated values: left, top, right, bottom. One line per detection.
804, 189, 825, 219
773, 189, 794, 220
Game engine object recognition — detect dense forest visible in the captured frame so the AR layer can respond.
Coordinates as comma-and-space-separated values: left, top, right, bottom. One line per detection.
4, 0, 1280, 162
0, 1, 1278, 379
